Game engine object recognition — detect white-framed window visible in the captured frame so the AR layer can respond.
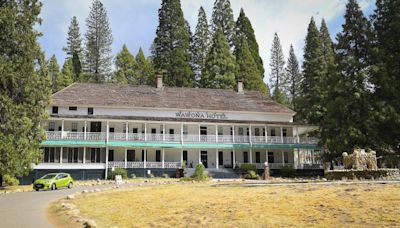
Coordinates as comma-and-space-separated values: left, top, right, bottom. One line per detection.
123, 123, 127, 133
49, 122, 55, 131
218, 126, 223, 135
71, 123, 78, 132
183, 125, 188, 135
238, 127, 244, 136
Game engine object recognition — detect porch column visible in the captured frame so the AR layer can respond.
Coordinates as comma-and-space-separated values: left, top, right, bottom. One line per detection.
84, 121, 87, 140
264, 125, 268, 143
124, 148, 127, 168
125, 121, 128, 140
232, 148, 236, 167
162, 148, 165, 169
83, 147, 86, 164
180, 148, 183, 165
144, 148, 147, 168
181, 122, 183, 142
61, 119, 64, 139
163, 123, 166, 141
198, 124, 201, 142
280, 127, 283, 143
60, 147, 63, 164
198, 149, 201, 164
215, 125, 218, 143
215, 149, 219, 169
249, 148, 253, 164
296, 126, 300, 143
265, 149, 268, 164
232, 125, 235, 143
249, 125, 252, 143
105, 147, 109, 179
144, 123, 147, 141
106, 120, 110, 143
281, 151, 285, 166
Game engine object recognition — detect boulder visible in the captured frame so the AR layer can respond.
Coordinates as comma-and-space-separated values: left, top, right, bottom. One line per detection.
83, 219, 97, 228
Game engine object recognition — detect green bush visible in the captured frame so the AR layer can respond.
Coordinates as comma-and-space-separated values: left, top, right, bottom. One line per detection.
108, 168, 128, 180
130, 173, 136, 179
243, 170, 259, 179
4, 174, 19, 186
281, 165, 296, 178
162, 173, 169, 178
325, 169, 399, 180
240, 164, 256, 172
180, 176, 193, 182
191, 163, 209, 181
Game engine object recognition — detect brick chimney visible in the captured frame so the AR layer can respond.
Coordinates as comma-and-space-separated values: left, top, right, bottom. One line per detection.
237, 79, 244, 94
156, 74, 163, 89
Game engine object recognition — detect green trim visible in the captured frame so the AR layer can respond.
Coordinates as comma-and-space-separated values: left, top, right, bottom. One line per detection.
42, 140, 321, 150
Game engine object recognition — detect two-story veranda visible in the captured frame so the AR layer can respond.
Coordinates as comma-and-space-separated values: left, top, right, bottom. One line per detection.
35, 78, 323, 180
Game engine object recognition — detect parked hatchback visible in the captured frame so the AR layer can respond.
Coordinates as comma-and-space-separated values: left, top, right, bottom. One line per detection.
33, 173, 74, 191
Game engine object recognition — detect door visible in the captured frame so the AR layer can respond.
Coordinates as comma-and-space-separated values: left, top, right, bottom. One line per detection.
218, 151, 223, 167
183, 150, 188, 164
90, 122, 102, 132
243, 151, 249, 163
201, 151, 208, 168
230, 151, 234, 167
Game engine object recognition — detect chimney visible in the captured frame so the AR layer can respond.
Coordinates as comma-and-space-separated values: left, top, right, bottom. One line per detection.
237, 79, 244, 94
156, 74, 163, 89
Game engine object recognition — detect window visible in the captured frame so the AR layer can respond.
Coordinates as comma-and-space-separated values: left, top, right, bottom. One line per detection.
230, 127, 233, 135
183, 150, 188, 163
67, 148, 79, 163
282, 128, 287, 137
108, 150, 114, 162
52, 106, 58, 114
43, 147, 58, 163
238, 128, 244, 136
256, 152, 261, 163
243, 152, 249, 163
69, 106, 77, 111
123, 123, 127, 133
183, 125, 188, 135
169, 129, 174, 135
263, 128, 266, 136
151, 128, 156, 134
268, 152, 274, 163
90, 148, 101, 163
200, 126, 207, 135
88, 107, 94, 115
218, 126, 223, 136
255, 128, 260, 136
246, 128, 249, 136
132, 128, 138, 134
48, 122, 55, 131
156, 150, 161, 162
141, 150, 145, 162
127, 150, 135, 162
109, 127, 114, 133
71, 123, 78, 132
271, 129, 276, 136
218, 151, 223, 165
284, 152, 289, 163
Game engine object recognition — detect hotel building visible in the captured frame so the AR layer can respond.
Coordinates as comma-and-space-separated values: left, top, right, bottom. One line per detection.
33, 76, 323, 180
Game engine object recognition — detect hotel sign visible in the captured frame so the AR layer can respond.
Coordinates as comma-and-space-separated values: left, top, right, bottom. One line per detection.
175, 111, 228, 120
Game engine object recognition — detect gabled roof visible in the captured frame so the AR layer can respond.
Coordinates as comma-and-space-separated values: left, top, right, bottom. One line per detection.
51, 83, 295, 115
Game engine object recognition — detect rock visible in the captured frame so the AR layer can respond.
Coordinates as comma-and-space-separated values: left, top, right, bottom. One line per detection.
67, 209, 80, 216
83, 219, 97, 228
82, 190, 89, 194
61, 203, 75, 210
66, 195, 75, 200
95, 189, 101, 192
15, 189, 22, 193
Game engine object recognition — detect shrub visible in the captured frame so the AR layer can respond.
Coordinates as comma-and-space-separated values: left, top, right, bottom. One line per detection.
325, 169, 400, 180
4, 174, 19, 186
148, 173, 155, 178
108, 168, 128, 180
281, 165, 296, 178
243, 170, 259, 179
130, 173, 136, 179
191, 163, 209, 181
240, 164, 256, 172
162, 173, 169, 178
180, 176, 193, 182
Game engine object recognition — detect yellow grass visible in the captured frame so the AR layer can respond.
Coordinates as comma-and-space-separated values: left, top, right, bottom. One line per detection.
57, 182, 400, 227
0, 184, 33, 192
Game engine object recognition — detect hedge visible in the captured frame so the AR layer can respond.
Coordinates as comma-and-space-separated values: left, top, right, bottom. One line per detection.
325, 169, 400, 180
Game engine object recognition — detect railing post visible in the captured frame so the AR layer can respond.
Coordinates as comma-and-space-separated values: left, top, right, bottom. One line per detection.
198, 149, 201, 164
163, 123, 166, 141
162, 148, 165, 169
249, 125, 252, 143
280, 127, 284, 143
144, 123, 147, 141
124, 148, 127, 168
232, 125, 235, 143
105, 147, 109, 180
215, 149, 219, 169
296, 126, 300, 143
215, 125, 218, 143
281, 151, 285, 166
265, 125, 268, 143
60, 147, 63, 164
83, 147, 86, 164
61, 119, 64, 139
125, 121, 128, 141
198, 124, 201, 142
84, 121, 87, 140
106, 120, 109, 143
181, 122, 183, 143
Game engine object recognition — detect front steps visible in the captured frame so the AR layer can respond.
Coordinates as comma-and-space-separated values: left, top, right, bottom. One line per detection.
186, 168, 240, 179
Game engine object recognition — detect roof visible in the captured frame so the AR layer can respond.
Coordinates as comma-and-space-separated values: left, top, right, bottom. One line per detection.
51, 83, 295, 115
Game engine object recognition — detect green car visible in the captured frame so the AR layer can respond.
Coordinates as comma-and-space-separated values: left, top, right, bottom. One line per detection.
33, 173, 74, 191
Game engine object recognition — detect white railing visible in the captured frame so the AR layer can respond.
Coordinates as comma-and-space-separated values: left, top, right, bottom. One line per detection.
251, 136, 265, 143
297, 163, 324, 169
86, 132, 106, 141
64, 132, 84, 140
109, 133, 127, 141
235, 135, 249, 143
146, 162, 163, 168
126, 162, 144, 168
108, 161, 125, 168
200, 135, 216, 143
165, 134, 181, 142
146, 134, 164, 142
283, 137, 297, 144
127, 133, 144, 141
183, 134, 199, 142
299, 137, 319, 144
218, 135, 233, 143
46, 131, 62, 140
267, 136, 282, 144
164, 162, 181, 168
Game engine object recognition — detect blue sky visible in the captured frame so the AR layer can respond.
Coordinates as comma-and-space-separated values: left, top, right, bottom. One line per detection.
38, 0, 376, 81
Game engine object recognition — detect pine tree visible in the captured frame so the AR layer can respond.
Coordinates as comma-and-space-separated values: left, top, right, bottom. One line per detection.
191, 7, 211, 85
59, 59, 74, 90
269, 33, 287, 103
369, 0, 400, 157
235, 35, 269, 95
201, 29, 236, 89
297, 17, 325, 124
84, 0, 113, 82
113, 44, 136, 84
0, 0, 51, 184
210, 0, 236, 49
236, 8, 264, 79
283, 45, 302, 110
48, 55, 62, 93
72, 52, 82, 81
136, 48, 155, 85
152, 0, 193, 87
63, 16, 83, 59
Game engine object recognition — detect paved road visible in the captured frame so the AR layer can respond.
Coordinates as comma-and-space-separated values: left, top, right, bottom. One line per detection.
0, 184, 116, 228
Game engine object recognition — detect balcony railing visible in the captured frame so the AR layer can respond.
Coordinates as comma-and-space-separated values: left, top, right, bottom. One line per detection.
45, 131, 318, 145
108, 161, 181, 169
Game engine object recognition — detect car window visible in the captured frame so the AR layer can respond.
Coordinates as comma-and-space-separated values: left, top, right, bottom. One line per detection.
41, 174, 57, 179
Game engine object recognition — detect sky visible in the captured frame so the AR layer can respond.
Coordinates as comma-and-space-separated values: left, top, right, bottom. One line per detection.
38, 0, 376, 83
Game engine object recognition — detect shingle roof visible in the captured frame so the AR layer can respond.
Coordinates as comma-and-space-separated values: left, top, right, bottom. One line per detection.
51, 83, 295, 115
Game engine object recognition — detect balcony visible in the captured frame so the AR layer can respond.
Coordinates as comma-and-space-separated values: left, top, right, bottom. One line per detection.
45, 131, 318, 145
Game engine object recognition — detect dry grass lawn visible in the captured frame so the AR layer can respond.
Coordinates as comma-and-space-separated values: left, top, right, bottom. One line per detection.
58, 182, 400, 227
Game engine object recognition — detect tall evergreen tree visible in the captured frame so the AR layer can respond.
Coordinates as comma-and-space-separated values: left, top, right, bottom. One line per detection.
152, 0, 193, 87
269, 32, 287, 103
136, 48, 155, 85
236, 8, 264, 79
0, 0, 51, 184
297, 17, 325, 123
191, 7, 211, 85
321, 0, 373, 159
48, 55, 62, 93
369, 0, 400, 158
63, 16, 83, 59
201, 29, 236, 89
210, 0, 236, 49
283, 45, 302, 110
72, 52, 82, 81
84, 0, 113, 82
235, 36, 269, 95
113, 44, 136, 84
59, 59, 74, 90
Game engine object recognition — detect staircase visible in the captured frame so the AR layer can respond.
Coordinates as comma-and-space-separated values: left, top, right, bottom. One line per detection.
208, 168, 240, 179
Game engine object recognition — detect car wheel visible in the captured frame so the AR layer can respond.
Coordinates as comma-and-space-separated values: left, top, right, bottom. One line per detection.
68, 182, 73, 189
51, 183, 56, 190
35, 189, 39, 192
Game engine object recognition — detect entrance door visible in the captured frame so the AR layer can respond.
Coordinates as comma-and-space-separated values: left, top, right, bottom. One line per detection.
218, 151, 223, 167
90, 122, 102, 132
201, 151, 208, 168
